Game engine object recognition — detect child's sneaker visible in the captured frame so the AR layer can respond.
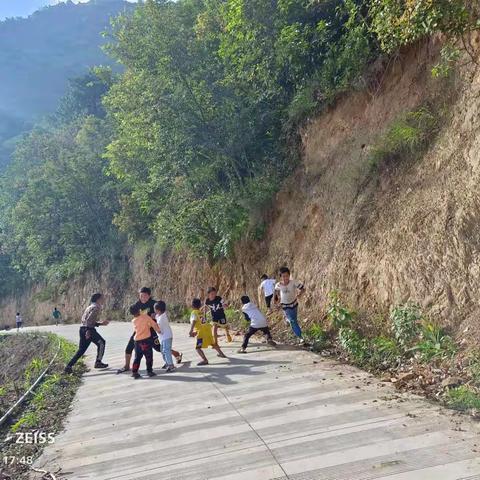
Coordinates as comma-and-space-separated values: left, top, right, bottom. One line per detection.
161, 363, 168, 369
237, 348, 247, 354
165, 366, 175, 373
132, 372, 141, 379
147, 371, 157, 377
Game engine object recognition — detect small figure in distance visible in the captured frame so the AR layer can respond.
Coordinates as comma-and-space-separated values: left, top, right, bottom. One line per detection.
15, 312, 23, 332
52, 307, 62, 326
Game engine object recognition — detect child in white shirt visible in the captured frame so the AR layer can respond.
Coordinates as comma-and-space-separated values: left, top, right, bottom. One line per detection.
259, 274, 276, 312
154, 301, 181, 372
274, 266, 305, 343
238, 296, 276, 353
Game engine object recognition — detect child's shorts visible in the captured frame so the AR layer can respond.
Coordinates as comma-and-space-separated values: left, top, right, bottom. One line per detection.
213, 317, 228, 326
196, 336, 213, 349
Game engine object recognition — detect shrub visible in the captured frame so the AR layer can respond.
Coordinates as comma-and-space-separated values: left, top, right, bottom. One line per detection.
390, 303, 422, 349
446, 385, 480, 411
371, 336, 401, 367
412, 322, 457, 362
369, 107, 439, 170
327, 291, 355, 330
338, 327, 370, 364
305, 324, 328, 352
431, 43, 461, 78
370, 0, 479, 54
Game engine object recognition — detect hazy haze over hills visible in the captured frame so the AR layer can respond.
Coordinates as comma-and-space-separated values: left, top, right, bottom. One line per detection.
0, 0, 135, 167
0, 0, 137, 20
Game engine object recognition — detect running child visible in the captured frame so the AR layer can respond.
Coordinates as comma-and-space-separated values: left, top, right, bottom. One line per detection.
130, 303, 160, 379
274, 267, 306, 344
258, 274, 276, 312
154, 301, 182, 372
65, 293, 109, 373
238, 296, 276, 353
205, 287, 232, 344
15, 312, 23, 332
189, 298, 226, 365
52, 307, 62, 326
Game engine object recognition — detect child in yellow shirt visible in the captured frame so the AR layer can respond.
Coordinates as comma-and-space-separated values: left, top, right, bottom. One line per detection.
189, 298, 227, 365
131, 303, 160, 379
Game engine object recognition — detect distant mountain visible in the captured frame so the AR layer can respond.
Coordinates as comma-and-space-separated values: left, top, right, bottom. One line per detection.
0, 0, 135, 167
0, 0, 52, 21
0, 0, 137, 21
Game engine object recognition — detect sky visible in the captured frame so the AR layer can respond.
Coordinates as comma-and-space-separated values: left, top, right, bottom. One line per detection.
0, 0, 137, 21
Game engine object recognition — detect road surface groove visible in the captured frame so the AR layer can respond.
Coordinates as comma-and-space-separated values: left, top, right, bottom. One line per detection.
23, 322, 480, 480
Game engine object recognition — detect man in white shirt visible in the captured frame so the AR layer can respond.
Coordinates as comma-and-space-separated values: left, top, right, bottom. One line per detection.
258, 274, 276, 312
274, 266, 305, 343
238, 296, 276, 353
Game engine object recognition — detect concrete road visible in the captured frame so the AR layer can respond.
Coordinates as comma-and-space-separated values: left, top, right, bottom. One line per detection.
26, 322, 480, 480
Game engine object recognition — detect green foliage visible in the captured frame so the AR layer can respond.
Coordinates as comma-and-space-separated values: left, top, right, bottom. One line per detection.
11, 411, 39, 433
326, 290, 355, 330
1, 0, 478, 290
33, 285, 57, 303
432, 43, 461, 78
446, 385, 480, 411
24, 358, 47, 390
338, 327, 370, 364
412, 322, 457, 362
370, 0, 479, 54
305, 324, 328, 352
0, 67, 122, 283
369, 107, 439, 169
371, 336, 401, 366
390, 303, 421, 349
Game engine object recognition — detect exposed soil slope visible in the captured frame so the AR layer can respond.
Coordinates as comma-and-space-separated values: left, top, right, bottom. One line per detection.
2, 37, 480, 346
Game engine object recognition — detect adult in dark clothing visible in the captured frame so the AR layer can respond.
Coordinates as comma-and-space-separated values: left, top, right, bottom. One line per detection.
116, 287, 183, 373
64, 293, 110, 373
117, 287, 158, 374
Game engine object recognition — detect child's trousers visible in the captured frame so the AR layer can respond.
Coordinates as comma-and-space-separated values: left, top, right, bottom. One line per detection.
242, 326, 272, 349
283, 305, 302, 337
161, 337, 174, 366
132, 338, 154, 373
67, 327, 105, 368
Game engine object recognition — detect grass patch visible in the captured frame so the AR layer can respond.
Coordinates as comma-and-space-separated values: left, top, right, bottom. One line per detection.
0, 332, 85, 479
446, 386, 480, 411
369, 107, 439, 171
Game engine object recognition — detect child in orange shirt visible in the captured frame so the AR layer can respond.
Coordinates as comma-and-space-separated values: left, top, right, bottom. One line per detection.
130, 303, 160, 379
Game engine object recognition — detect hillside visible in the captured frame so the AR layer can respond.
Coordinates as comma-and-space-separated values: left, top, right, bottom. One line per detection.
0, 0, 135, 167
2, 36, 479, 338
1, 0, 480, 404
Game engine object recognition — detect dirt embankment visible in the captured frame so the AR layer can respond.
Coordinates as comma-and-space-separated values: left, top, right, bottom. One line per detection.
2, 37, 480, 346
